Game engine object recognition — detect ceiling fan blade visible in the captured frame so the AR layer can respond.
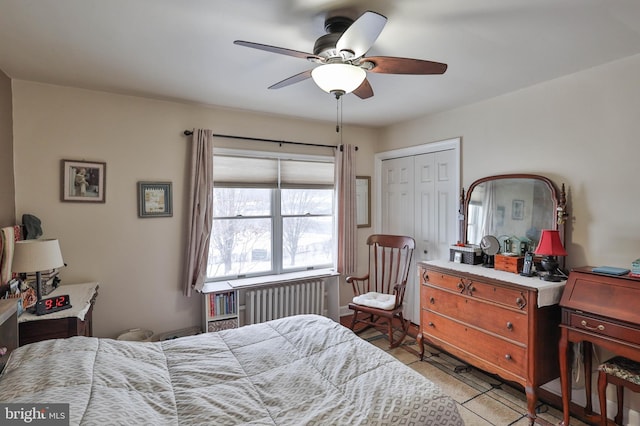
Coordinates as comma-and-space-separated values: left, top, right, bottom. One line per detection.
364, 56, 448, 75
352, 78, 374, 99
268, 70, 313, 90
336, 11, 387, 59
234, 40, 322, 61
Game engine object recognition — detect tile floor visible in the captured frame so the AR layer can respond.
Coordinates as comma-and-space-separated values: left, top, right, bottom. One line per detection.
341, 318, 589, 426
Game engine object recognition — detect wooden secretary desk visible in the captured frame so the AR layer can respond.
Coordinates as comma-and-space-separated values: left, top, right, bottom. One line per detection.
558, 267, 640, 425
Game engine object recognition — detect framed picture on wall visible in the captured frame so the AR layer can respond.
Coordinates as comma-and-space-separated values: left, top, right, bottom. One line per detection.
138, 182, 173, 218
512, 199, 524, 220
61, 159, 106, 202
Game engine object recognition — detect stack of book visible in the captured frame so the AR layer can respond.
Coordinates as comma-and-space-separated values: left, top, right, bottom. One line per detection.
208, 291, 236, 317
24, 268, 59, 295
631, 259, 640, 278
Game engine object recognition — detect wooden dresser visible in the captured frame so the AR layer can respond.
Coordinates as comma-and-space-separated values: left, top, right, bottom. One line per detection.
417, 260, 565, 424
0, 299, 18, 372
558, 267, 640, 425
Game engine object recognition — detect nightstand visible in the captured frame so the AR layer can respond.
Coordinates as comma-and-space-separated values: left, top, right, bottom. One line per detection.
18, 282, 99, 346
0, 298, 19, 371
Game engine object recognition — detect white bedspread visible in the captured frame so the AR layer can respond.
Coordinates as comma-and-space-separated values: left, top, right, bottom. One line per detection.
0, 315, 463, 425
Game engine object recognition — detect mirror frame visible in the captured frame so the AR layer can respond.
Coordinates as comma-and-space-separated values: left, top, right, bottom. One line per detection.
462, 173, 566, 247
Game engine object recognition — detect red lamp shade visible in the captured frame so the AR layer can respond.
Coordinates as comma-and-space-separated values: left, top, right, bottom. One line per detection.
534, 230, 567, 257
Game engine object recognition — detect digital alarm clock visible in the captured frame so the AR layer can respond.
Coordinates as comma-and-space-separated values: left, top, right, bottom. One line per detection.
35, 294, 72, 316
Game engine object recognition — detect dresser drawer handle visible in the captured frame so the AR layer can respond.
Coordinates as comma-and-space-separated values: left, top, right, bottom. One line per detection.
580, 320, 605, 331
456, 282, 465, 291
428, 322, 435, 327
505, 354, 512, 361
0, 347, 7, 357
429, 297, 435, 304
506, 322, 513, 330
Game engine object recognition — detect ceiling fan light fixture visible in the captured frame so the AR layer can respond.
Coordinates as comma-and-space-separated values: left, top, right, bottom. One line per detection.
311, 63, 366, 96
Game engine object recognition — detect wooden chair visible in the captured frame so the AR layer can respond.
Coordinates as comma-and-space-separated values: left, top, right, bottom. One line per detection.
347, 234, 416, 348
598, 356, 640, 426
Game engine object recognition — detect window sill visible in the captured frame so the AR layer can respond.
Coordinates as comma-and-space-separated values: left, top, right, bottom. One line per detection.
227, 268, 339, 289
201, 268, 339, 294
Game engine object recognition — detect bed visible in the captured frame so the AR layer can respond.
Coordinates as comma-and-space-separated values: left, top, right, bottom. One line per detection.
0, 314, 463, 425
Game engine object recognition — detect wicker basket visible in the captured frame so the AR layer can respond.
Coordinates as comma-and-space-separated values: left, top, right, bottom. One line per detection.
449, 245, 483, 265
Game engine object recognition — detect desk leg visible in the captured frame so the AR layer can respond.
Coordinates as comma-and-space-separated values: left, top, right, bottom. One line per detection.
583, 341, 593, 415
559, 327, 571, 426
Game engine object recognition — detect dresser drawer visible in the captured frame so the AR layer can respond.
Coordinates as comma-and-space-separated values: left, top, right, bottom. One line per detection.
568, 311, 640, 343
422, 309, 527, 378
421, 267, 530, 311
421, 285, 527, 344
420, 268, 466, 293
0, 299, 18, 372
466, 279, 529, 311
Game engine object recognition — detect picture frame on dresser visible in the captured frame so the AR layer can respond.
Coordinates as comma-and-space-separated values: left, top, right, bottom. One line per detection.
61, 159, 106, 203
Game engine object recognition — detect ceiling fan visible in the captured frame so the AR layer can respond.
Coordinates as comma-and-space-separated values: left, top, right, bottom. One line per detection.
234, 10, 447, 99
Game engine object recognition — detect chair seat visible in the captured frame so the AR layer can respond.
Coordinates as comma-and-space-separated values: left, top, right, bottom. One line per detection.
352, 292, 396, 310
599, 356, 640, 386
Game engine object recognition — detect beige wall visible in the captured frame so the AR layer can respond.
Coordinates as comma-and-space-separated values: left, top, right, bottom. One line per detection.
0, 69, 15, 225
381, 53, 640, 269
11, 81, 378, 337
10, 51, 639, 336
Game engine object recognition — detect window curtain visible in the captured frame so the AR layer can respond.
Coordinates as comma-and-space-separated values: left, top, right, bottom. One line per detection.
480, 181, 497, 237
335, 144, 357, 275
183, 129, 214, 296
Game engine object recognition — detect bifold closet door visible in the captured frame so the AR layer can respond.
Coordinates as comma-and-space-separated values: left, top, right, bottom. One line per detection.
381, 149, 457, 323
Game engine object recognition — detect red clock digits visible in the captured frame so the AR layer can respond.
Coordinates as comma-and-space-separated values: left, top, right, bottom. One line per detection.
45, 299, 54, 309
56, 296, 65, 307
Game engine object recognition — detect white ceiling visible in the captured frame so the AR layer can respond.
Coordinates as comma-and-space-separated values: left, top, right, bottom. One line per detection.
1, 0, 640, 127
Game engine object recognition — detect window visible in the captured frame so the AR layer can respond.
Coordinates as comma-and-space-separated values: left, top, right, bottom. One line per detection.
207, 152, 335, 280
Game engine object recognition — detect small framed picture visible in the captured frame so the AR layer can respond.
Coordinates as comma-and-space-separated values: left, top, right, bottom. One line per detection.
138, 182, 172, 218
454, 252, 463, 263
61, 159, 106, 202
512, 199, 525, 220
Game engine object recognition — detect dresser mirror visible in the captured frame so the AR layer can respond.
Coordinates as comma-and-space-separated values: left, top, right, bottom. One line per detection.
463, 174, 565, 253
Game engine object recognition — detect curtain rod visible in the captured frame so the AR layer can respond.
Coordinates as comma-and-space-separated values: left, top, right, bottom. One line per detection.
182, 130, 357, 151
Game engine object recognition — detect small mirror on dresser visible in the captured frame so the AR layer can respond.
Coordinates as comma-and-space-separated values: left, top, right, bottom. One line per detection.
463, 174, 566, 254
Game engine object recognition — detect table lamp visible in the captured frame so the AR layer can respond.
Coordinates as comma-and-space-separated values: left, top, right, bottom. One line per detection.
534, 230, 567, 282
12, 239, 65, 314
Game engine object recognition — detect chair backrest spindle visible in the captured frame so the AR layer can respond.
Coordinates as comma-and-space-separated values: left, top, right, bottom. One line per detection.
365, 234, 415, 303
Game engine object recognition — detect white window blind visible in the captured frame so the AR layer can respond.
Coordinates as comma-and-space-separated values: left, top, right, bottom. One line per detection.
213, 155, 334, 188
213, 156, 278, 187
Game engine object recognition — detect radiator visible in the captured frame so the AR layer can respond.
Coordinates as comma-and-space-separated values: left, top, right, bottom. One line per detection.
245, 279, 326, 325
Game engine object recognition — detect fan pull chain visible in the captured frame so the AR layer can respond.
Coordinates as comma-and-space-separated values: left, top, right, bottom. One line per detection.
335, 97, 340, 133
335, 96, 344, 145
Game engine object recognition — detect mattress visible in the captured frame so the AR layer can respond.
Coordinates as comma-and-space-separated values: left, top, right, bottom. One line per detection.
0, 314, 463, 425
